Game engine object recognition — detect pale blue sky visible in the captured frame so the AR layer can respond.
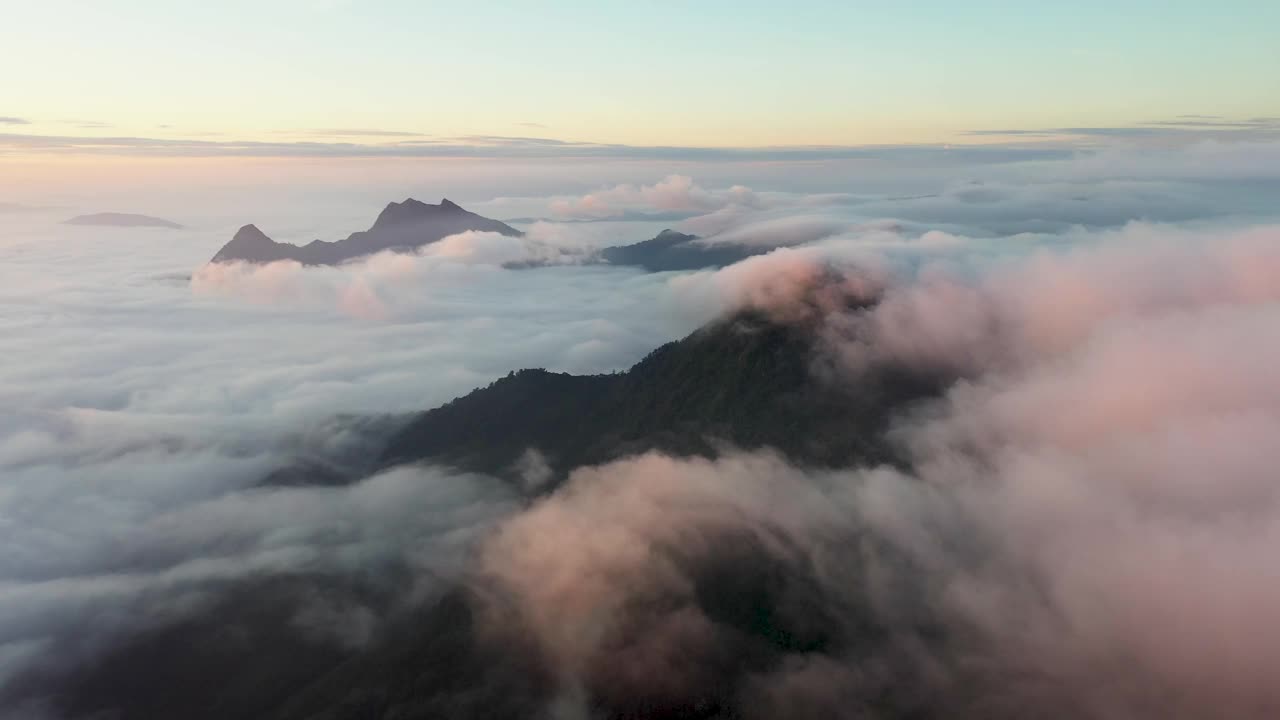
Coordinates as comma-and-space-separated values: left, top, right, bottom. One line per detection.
2, 0, 1278, 148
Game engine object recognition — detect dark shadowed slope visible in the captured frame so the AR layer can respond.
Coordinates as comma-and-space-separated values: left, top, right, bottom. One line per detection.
600, 228, 760, 271
209, 198, 522, 265
30, 542, 897, 720
381, 308, 946, 482
63, 212, 183, 228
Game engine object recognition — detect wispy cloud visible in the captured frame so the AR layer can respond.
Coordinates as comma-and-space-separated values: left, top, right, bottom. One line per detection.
967, 116, 1280, 141
0, 131, 1070, 163
1147, 117, 1280, 129
0, 116, 30, 125
301, 128, 430, 137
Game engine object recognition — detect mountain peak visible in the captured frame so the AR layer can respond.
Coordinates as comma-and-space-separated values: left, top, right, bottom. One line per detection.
209, 223, 288, 264
372, 197, 465, 229
210, 197, 521, 266
233, 224, 270, 242
381, 304, 945, 482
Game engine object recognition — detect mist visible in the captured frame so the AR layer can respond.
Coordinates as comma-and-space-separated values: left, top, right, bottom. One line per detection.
613, 221, 1280, 717
4, 139, 1280, 717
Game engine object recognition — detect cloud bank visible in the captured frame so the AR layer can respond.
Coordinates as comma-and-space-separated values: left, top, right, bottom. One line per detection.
548, 175, 760, 220
6, 152, 1280, 717
415, 222, 1280, 719
0, 210, 691, 711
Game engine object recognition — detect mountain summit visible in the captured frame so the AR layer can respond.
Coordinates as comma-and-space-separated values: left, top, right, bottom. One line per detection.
370, 197, 465, 230
381, 306, 945, 483
600, 228, 758, 271
209, 198, 521, 265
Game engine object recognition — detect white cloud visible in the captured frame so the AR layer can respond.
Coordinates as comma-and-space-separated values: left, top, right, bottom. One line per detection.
0, 212, 692, 689
7, 143, 1280, 715
549, 175, 761, 220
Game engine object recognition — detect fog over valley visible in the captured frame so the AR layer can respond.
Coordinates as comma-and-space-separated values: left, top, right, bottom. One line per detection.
4, 122, 1280, 718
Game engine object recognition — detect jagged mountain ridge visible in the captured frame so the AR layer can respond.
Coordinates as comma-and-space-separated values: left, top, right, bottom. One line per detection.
209, 198, 522, 265
381, 307, 945, 482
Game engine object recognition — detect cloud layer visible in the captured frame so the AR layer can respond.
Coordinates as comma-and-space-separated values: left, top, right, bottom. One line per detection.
389, 221, 1279, 719
0, 210, 690, 705
5, 145, 1280, 717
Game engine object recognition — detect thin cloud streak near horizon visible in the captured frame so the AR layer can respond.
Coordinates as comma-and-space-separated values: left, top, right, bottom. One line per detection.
4, 113, 1280, 163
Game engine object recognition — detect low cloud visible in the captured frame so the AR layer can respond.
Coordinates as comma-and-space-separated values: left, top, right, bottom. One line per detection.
0, 213, 688, 692
1045, 139, 1280, 181
675, 173, 1275, 249
191, 228, 600, 317
696, 214, 852, 247
549, 174, 760, 220
470, 220, 1280, 717
828, 222, 1280, 374
965, 115, 1280, 143
300, 128, 428, 137
7, 152, 1280, 717
0, 461, 518, 673
0, 130, 1073, 163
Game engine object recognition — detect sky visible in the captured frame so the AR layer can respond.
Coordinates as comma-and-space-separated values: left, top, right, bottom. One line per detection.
3, 0, 1279, 155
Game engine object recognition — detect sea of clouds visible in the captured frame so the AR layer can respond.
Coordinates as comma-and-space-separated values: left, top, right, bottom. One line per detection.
3, 138, 1280, 717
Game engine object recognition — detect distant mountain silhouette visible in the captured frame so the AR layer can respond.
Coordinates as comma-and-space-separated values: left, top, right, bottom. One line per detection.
600, 229, 759, 271
63, 212, 183, 228
210, 199, 521, 265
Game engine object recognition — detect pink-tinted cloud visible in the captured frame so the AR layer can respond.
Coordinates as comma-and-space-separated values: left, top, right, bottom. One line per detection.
835, 223, 1280, 373
476, 221, 1280, 717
